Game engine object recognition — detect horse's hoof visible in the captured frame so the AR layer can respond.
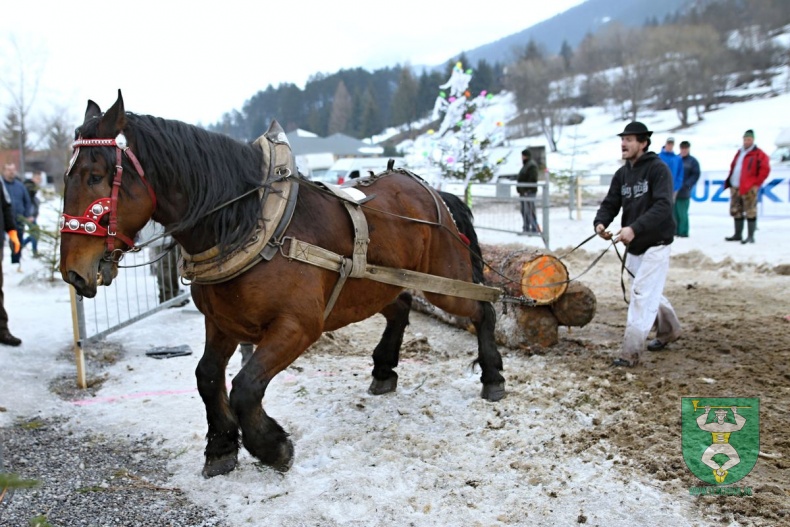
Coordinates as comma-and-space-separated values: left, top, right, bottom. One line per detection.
368, 375, 398, 395
481, 382, 506, 402
202, 453, 238, 478
272, 438, 295, 473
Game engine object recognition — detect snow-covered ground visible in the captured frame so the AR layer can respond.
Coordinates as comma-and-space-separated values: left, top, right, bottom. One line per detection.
2, 81, 789, 525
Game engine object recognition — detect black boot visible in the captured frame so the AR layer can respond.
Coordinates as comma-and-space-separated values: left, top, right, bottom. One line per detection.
725, 218, 744, 241
0, 331, 21, 346
741, 218, 756, 244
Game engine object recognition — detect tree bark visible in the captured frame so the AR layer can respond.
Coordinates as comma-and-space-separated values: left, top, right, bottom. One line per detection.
551, 281, 597, 327
409, 245, 596, 349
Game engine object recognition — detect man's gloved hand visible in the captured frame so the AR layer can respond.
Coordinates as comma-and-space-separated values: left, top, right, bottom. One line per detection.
7, 230, 20, 253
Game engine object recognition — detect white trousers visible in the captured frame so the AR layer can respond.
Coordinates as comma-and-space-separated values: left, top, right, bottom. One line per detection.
621, 244, 681, 361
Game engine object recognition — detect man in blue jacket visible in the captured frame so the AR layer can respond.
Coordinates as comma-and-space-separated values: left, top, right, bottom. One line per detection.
658, 137, 684, 200
2, 163, 33, 268
594, 122, 681, 367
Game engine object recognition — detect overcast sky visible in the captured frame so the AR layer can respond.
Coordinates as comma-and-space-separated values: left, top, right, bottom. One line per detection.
1, 0, 584, 127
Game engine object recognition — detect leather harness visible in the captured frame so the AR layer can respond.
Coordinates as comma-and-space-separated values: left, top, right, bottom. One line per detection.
184, 122, 501, 317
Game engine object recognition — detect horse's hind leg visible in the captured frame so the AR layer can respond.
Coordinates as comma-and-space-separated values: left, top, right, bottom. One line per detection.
369, 291, 412, 395
427, 293, 505, 401
473, 301, 505, 401
195, 325, 240, 478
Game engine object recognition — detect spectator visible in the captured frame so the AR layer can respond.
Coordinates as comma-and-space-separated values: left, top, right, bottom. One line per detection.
658, 137, 684, 199
676, 141, 701, 238
2, 163, 34, 270
516, 148, 539, 234
0, 182, 22, 346
593, 121, 681, 367
724, 129, 770, 244
23, 171, 43, 256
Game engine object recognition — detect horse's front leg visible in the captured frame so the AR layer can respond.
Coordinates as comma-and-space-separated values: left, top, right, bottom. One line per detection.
369, 291, 412, 395
230, 316, 318, 472
195, 322, 240, 478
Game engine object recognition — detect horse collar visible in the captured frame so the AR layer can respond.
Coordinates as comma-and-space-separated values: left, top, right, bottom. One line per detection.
61, 132, 157, 258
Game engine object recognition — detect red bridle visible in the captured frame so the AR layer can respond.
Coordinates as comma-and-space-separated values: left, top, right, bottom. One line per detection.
61, 133, 157, 259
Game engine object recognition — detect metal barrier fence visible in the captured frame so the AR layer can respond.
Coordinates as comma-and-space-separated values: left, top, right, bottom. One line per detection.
462, 182, 551, 248
69, 242, 190, 387
567, 173, 612, 220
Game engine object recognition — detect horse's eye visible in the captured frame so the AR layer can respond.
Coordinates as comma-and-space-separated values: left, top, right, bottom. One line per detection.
88, 173, 105, 185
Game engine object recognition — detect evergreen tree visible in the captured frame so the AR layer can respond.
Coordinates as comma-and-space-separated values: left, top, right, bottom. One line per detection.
391, 67, 419, 129
559, 40, 574, 72
520, 39, 545, 63
328, 80, 353, 135
469, 59, 494, 95
417, 69, 445, 119
359, 86, 383, 139
0, 110, 28, 151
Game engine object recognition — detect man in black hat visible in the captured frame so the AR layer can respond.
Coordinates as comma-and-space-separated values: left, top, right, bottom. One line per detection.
593, 121, 681, 367
516, 148, 539, 234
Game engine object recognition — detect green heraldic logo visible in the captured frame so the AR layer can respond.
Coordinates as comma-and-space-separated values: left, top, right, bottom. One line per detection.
682, 398, 759, 485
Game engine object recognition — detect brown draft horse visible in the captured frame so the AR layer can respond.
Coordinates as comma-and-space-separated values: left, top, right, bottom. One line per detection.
60, 91, 505, 477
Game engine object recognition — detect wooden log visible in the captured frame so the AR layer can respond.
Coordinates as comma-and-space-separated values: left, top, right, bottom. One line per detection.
408, 244, 596, 349
496, 304, 559, 348
480, 244, 568, 305
551, 281, 597, 327
410, 294, 474, 332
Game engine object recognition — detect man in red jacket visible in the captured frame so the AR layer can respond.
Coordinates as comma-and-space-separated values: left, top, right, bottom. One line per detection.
724, 129, 771, 243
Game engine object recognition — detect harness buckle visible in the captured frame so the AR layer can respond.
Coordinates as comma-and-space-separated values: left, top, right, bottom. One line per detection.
105, 249, 126, 263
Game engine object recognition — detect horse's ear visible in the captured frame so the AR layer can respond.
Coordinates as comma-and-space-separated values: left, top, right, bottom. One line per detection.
84, 100, 102, 123
99, 89, 127, 134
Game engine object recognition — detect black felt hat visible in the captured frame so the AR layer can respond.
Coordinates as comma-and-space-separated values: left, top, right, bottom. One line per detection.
617, 121, 653, 137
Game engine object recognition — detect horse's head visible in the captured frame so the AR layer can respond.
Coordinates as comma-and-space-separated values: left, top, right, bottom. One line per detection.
60, 90, 156, 297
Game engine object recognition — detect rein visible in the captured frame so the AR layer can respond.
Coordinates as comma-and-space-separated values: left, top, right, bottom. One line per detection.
61, 133, 157, 262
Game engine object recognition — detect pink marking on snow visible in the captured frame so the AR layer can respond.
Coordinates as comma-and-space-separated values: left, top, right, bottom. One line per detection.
71, 382, 232, 406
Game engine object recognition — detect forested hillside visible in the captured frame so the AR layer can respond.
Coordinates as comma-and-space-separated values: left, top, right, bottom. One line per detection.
204, 0, 789, 148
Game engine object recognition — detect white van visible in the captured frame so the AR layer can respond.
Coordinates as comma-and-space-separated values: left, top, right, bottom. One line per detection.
324, 157, 404, 184
772, 127, 790, 166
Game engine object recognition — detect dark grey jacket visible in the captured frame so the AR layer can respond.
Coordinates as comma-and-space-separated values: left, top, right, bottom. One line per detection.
593, 151, 675, 255
517, 159, 538, 196
677, 154, 701, 200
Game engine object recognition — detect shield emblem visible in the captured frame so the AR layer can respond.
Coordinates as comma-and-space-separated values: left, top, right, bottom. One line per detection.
681, 398, 759, 485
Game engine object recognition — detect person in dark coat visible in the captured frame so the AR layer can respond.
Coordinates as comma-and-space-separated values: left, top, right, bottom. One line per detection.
23, 171, 42, 255
2, 163, 33, 267
675, 141, 701, 237
0, 181, 22, 346
593, 121, 681, 367
516, 148, 539, 234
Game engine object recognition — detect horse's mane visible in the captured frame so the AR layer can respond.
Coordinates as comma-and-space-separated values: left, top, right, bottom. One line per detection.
78, 113, 265, 253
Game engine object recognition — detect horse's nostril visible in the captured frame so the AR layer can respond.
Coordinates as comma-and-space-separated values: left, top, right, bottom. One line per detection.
67, 270, 86, 289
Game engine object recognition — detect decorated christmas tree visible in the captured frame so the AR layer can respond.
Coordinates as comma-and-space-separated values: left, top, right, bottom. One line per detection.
424, 62, 506, 205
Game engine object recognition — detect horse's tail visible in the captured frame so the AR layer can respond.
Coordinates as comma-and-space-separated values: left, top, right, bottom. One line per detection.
438, 191, 484, 285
